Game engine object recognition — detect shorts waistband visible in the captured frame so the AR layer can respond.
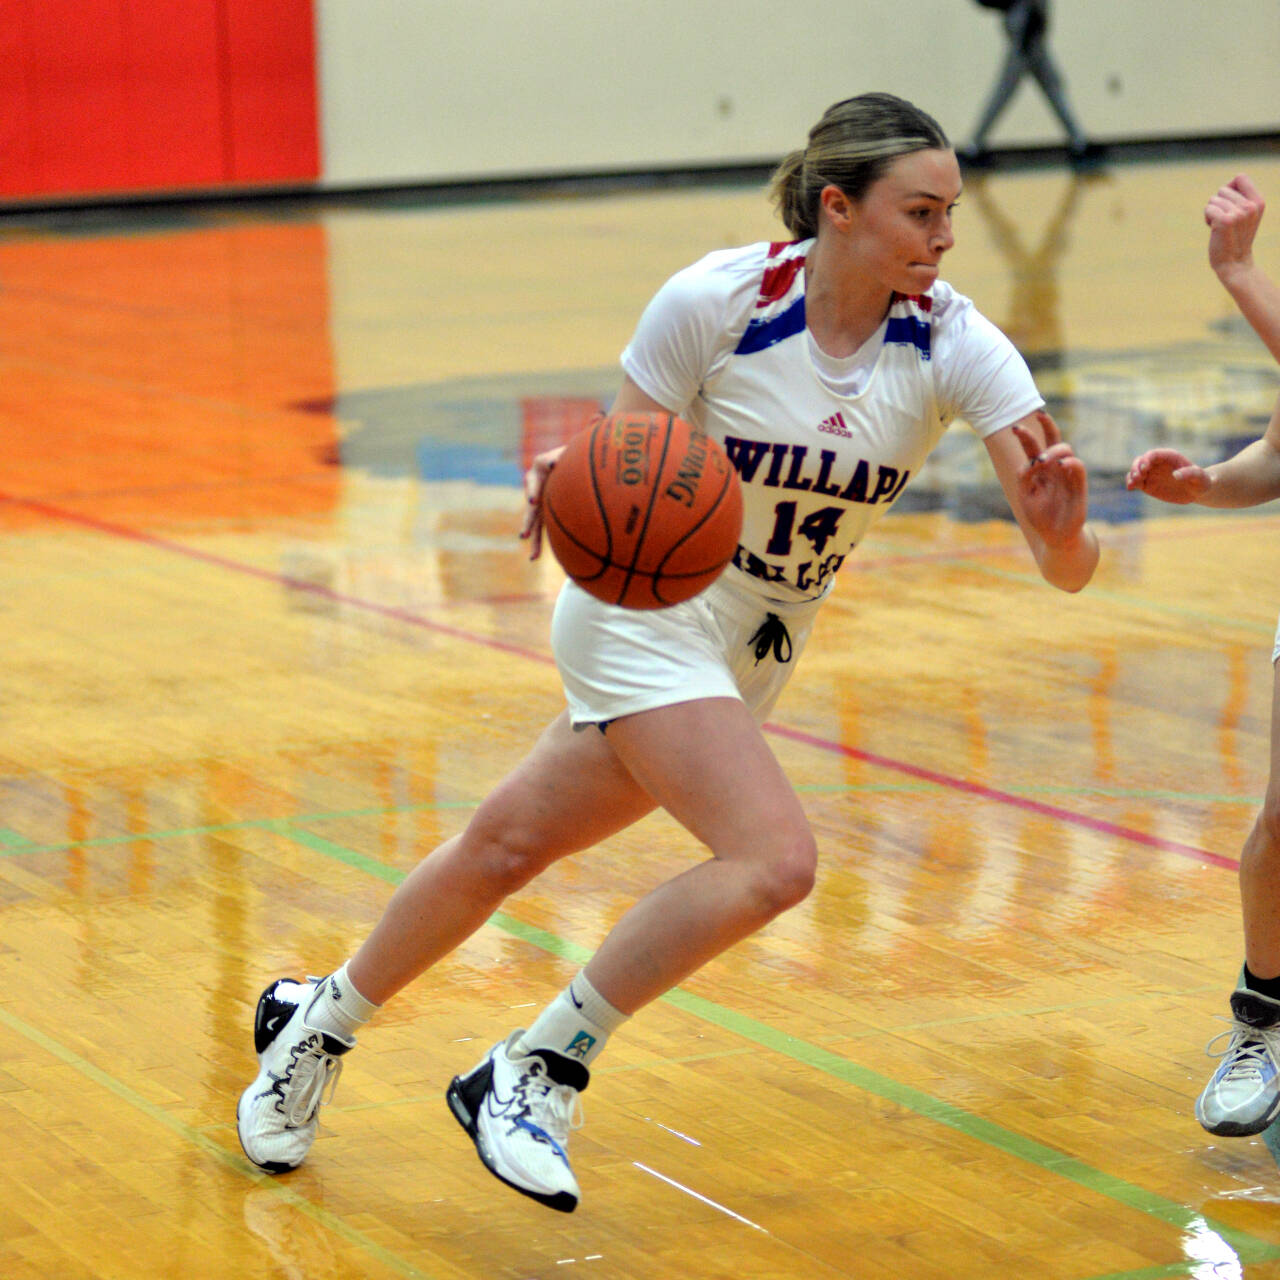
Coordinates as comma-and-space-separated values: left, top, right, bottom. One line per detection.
702, 572, 827, 629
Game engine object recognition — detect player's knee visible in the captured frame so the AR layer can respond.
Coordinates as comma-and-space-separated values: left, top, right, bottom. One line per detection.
465, 821, 557, 895
752, 831, 818, 917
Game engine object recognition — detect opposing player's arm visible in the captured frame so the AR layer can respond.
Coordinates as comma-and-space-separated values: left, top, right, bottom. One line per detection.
984, 409, 1099, 593
1207, 175, 1280, 364
1127, 176, 1280, 510
1202, 405, 1280, 505
1128, 398, 1280, 509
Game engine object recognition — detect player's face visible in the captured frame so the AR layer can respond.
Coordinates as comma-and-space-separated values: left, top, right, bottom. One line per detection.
846, 148, 961, 292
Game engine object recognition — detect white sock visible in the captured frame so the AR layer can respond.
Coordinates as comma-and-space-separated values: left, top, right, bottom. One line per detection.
517, 970, 628, 1069
306, 962, 380, 1042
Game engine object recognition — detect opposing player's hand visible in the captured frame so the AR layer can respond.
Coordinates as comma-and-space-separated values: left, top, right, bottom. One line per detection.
1010, 410, 1089, 546
1125, 448, 1209, 504
1207, 175, 1265, 281
519, 445, 566, 560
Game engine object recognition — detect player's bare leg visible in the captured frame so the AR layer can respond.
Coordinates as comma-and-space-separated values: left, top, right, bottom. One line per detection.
1198, 662, 1280, 1136
347, 711, 657, 1002
240, 710, 655, 1174
448, 694, 817, 1210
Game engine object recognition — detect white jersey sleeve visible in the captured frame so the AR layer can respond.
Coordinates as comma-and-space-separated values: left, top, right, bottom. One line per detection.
931, 286, 1044, 437
620, 245, 768, 414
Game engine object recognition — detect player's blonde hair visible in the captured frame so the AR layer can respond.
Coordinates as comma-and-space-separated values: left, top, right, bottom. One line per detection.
770, 93, 950, 239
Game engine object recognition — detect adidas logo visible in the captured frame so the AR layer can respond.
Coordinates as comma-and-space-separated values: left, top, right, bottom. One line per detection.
816, 412, 851, 437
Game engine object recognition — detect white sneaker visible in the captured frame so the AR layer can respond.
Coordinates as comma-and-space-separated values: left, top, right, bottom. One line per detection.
237, 977, 354, 1172
446, 1031, 589, 1212
1195, 986, 1280, 1137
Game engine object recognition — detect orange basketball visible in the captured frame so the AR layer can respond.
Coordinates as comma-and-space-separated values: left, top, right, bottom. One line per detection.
542, 411, 743, 609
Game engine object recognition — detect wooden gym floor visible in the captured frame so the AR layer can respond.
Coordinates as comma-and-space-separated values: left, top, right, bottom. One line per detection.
3, 146, 1280, 1279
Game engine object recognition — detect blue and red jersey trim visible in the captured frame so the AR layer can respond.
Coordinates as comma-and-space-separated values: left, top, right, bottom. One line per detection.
734, 248, 934, 359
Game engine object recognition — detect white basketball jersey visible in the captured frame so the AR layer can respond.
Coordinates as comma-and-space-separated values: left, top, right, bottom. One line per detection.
622, 239, 1043, 606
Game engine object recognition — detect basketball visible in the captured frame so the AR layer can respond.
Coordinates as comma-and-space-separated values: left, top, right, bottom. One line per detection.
542, 411, 743, 609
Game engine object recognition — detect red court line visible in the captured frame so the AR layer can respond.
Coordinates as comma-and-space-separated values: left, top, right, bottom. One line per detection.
4, 491, 1239, 871
764, 723, 1240, 871
0, 494, 552, 666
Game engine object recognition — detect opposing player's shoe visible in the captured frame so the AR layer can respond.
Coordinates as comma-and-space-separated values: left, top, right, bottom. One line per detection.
237, 977, 354, 1172
446, 1030, 589, 1213
1196, 982, 1280, 1137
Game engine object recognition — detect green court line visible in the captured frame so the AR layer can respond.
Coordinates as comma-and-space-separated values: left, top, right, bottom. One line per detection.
275, 828, 1280, 1271
0, 777, 1259, 862
282, 824, 408, 883
1, 814, 1275, 1277
0, 801, 479, 859
1085, 1262, 1242, 1280
0, 1003, 431, 1280
1077, 1266, 1217, 1280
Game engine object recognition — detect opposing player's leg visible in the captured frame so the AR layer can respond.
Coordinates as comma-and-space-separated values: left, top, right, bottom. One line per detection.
1197, 659, 1280, 1135
239, 710, 656, 1173
450, 695, 817, 1211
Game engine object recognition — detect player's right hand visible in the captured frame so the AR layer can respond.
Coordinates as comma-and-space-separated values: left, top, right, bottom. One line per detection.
1125, 448, 1210, 504
520, 446, 566, 560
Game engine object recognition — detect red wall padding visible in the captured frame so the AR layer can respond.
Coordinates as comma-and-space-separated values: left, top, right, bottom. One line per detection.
0, 0, 320, 199
221, 0, 321, 184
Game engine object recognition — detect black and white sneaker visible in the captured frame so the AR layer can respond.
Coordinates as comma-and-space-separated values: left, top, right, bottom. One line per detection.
446, 1030, 589, 1212
236, 977, 354, 1172
1196, 984, 1280, 1136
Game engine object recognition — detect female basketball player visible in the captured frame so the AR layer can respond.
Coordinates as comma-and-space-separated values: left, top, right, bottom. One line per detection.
1126, 174, 1280, 1140
237, 92, 1099, 1212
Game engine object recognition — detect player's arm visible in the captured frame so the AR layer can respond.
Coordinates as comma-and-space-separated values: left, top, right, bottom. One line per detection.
1203, 407, 1280, 505
610, 377, 674, 417
936, 297, 1097, 592
1127, 176, 1280, 510
985, 409, 1099, 593
520, 377, 671, 559
1127, 400, 1280, 509
1208, 175, 1280, 363
524, 252, 728, 558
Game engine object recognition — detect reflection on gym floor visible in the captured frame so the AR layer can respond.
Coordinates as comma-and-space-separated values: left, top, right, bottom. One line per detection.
2, 150, 1280, 1279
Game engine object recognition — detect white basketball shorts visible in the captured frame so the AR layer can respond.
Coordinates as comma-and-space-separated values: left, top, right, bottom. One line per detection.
551, 574, 824, 729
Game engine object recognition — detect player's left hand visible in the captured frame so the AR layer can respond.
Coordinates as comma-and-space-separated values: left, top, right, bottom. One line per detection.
1011, 410, 1089, 546
1206, 175, 1265, 282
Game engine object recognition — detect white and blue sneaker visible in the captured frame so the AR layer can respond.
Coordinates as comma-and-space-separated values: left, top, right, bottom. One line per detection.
446, 1030, 588, 1213
1196, 984, 1280, 1137
237, 977, 354, 1172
